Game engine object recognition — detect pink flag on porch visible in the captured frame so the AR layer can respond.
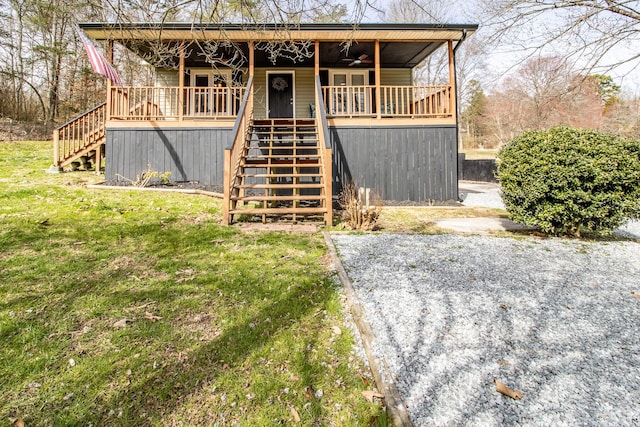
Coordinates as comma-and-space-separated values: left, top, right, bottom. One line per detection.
75, 25, 123, 86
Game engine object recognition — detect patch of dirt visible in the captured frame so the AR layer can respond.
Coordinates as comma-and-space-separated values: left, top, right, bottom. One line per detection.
179, 312, 223, 342
381, 199, 461, 207
237, 223, 320, 233
0, 119, 51, 142
101, 180, 223, 194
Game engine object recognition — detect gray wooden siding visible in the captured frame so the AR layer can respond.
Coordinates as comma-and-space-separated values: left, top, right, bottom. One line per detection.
105, 127, 233, 185
329, 125, 458, 202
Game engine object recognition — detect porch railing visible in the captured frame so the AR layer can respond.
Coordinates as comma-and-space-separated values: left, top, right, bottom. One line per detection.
110, 86, 246, 120
322, 85, 452, 118
315, 76, 333, 225
223, 76, 254, 224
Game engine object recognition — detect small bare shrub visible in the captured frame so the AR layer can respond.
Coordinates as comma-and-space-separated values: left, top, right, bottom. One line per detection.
339, 183, 382, 231
117, 163, 172, 187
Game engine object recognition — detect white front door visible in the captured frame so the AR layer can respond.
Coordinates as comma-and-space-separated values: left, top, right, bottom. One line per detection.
190, 69, 232, 115
329, 70, 370, 114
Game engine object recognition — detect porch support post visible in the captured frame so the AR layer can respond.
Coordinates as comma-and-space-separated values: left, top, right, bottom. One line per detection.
106, 40, 114, 121
314, 40, 320, 77
375, 40, 381, 119
448, 40, 456, 120
249, 41, 254, 110
179, 43, 185, 121
95, 143, 101, 174
249, 41, 254, 77
315, 41, 320, 115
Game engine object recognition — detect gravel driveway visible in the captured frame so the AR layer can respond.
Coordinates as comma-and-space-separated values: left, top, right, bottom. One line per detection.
332, 233, 640, 426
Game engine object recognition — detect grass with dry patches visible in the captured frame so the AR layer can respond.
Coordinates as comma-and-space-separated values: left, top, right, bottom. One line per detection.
0, 142, 387, 425
377, 207, 508, 233
460, 149, 499, 160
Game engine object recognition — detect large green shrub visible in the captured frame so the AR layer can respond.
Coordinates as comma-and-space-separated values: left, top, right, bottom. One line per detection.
497, 127, 640, 236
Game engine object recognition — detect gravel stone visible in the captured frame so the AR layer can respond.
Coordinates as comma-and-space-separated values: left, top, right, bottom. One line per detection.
332, 233, 640, 426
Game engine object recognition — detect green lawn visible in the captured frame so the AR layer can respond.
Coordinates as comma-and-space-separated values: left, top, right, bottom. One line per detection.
0, 142, 387, 425
460, 149, 499, 160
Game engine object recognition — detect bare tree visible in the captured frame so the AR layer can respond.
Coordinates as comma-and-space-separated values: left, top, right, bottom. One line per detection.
481, 56, 611, 146
483, 0, 640, 75
385, 0, 451, 85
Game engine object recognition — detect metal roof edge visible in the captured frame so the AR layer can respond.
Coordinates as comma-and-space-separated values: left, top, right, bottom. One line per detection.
78, 22, 479, 32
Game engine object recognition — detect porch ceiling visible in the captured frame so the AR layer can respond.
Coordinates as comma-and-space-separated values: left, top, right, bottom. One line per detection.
81, 22, 476, 69
120, 40, 445, 69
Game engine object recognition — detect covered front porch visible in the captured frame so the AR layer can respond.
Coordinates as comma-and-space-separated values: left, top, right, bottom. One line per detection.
78, 23, 470, 125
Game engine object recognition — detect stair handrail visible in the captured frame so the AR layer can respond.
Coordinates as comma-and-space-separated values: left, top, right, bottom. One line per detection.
223, 75, 254, 224
53, 102, 107, 167
315, 75, 333, 225
55, 102, 107, 130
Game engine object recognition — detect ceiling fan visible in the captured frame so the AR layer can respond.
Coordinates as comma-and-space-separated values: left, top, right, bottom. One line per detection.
342, 54, 373, 67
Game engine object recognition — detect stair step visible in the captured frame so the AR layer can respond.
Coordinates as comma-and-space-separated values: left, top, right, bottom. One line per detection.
232, 195, 325, 202
248, 141, 320, 146
243, 159, 320, 166
230, 207, 327, 215
248, 145, 318, 153
250, 133, 318, 137
240, 173, 323, 178
59, 138, 106, 167
251, 127, 317, 131
238, 183, 324, 190
253, 119, 316, 125
245, 154, 320, 159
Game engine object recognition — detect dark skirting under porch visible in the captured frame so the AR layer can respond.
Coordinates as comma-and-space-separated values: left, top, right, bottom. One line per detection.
105, 127, 233, 185
329, 124, 458, 202
105, 123, 458, 202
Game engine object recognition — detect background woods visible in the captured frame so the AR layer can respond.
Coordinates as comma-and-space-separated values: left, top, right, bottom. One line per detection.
1, 0, 639, 144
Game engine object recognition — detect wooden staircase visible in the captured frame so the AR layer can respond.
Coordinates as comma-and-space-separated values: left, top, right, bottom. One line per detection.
227, 118, 332, 224
52, 102, 107, 171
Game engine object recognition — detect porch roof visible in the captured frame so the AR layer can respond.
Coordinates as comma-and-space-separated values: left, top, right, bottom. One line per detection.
80, 22, 477, 69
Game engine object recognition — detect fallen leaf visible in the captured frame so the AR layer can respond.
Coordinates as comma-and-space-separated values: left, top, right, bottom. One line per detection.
332, 326, 342, 335
290, 406, 301, 422
361, 390, 384, 402
304, 386, 316, 399
113, 318, 135, 328
631, 291, 640, 299
144, 312, 162, 322
13, 419, 25, 427
494, 378, 523, 400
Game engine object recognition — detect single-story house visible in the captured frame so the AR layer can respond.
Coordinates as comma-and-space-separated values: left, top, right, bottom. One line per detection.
54, 22, 477, 224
